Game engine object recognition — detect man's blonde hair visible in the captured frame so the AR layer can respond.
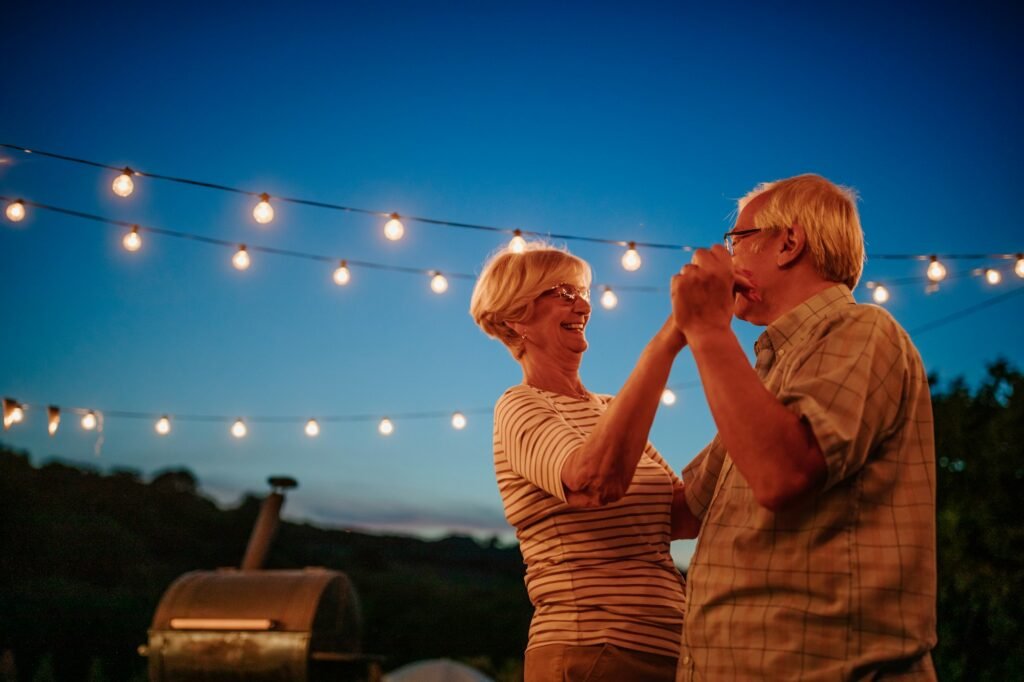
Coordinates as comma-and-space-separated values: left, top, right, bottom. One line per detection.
470, 242, 591, 359
739, 174, 865, 289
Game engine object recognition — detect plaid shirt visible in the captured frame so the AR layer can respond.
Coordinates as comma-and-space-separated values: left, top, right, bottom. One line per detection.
678, 285, 937, 681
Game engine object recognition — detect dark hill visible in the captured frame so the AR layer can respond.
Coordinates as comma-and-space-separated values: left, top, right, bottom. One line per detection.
0, 445, 531, 681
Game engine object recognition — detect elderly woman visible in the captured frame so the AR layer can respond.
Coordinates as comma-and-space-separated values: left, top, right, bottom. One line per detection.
470, 243, 699, 682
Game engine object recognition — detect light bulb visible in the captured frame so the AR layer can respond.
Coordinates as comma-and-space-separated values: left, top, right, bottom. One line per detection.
600, 287, 618, 310
155, 416, 171, 435
451, 412, 467, 430
985, 268, 1001, 285
253, 193, 274, 224
384, 213, 404, 241
81, 411, 98, 430
6, 200, 26, 222
232, 245, 251, 270
112, 168, 135, 197
122, 225, 142, 252
1015, 256, 1024, 279
48, 406, 60, 436
430, 272, 449, 294
621, 243, 642, 271
231, 419, 247, 438
305, 419, 320, 437
509, 230, 526, 254
378, 418, 394, 435
872, 285, 890, 304
661, 389, 677, 406
10, 405, 23, 423
926, 257, 946, 282
333, 261, 351, 286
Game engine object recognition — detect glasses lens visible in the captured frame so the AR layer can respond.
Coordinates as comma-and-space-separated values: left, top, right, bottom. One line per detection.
548, 284, 590, 303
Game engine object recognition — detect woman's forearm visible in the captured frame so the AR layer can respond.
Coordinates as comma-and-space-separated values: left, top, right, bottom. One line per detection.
562, 319, 684, 507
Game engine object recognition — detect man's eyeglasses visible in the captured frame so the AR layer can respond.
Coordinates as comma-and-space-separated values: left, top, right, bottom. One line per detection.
539, 283, 591, 304
723, 228, 767, 255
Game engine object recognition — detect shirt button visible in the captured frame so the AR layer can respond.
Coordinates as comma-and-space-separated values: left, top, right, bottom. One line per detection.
682, 655, 691, 665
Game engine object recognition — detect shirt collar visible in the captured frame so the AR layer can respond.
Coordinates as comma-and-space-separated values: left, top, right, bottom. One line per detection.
754, 284, 855, 357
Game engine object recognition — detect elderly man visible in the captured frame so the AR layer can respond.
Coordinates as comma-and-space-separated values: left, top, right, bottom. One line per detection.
670, 174, 937, 680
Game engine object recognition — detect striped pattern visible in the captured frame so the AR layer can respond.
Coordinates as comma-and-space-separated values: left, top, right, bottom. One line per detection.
493, 385, 686, 658
678, 285, 937, 681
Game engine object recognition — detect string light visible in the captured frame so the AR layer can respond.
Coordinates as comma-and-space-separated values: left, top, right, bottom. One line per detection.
3, 144, 1023, 269
985, 268, 1002, 285
926, 256, 947, 282
384, 213, 404, 241
155, 416, 171, 435
1015, 255, 1024, 278
253, 193, 274, 224
81, 411, 98, 430
232, 245, 251, 270
621, 242, 642, 272
871, 283, 890, 304
599, 286, 618, 310
305, 419, 320, 437
508, 230, 526, 254
231, 419, 247, 438
333, 260, 351, 286
112, 168, 135, 198
430, 272, 449, 294
661, 388, 677, 406
5, 199, 26, 222
451, 412, 467, 430
378, 418, 394, 435
122, 225, 142, 252
6, 196, 1019, 306
48, 406, 60, 436
2, 398, 19, 430
1, 395, 15, 428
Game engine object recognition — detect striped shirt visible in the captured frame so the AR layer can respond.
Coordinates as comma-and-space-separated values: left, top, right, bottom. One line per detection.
678, 285, 937, 681
493, 384, 687, 658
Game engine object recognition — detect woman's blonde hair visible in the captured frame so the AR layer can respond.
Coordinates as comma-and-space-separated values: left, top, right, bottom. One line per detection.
470, 242, 591, 359
739, 174, 865, 289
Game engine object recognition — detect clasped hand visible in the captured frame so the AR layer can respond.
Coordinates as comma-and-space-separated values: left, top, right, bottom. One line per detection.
670, 245, 758, 343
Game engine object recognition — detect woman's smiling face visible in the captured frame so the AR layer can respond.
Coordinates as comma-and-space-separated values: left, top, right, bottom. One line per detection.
519, 282, 592, 359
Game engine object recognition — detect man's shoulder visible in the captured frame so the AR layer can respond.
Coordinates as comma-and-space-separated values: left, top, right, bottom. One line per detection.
817, 298, 907, 339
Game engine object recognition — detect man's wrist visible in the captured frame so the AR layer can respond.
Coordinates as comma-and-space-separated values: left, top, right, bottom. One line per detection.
684, 325, 735, 354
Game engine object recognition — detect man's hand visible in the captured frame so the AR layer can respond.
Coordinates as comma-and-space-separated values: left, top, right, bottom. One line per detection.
671, 245, 752, 343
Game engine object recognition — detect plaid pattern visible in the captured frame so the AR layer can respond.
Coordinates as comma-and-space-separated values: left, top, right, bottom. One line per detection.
678, 285, 937, 681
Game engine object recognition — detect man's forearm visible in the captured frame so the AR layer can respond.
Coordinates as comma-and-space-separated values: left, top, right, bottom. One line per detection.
688, 328, 825, 511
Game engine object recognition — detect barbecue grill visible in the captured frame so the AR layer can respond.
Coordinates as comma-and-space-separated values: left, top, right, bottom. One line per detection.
142, 477, 381, 681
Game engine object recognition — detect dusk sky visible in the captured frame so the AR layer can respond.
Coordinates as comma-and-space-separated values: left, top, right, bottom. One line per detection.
2, 1, 1022, 566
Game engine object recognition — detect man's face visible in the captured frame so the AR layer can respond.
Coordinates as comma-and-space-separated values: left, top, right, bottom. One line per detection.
729, 192, 779, 324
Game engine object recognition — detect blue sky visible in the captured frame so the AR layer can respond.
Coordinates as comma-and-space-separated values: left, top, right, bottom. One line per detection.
1, 1, 1022, 564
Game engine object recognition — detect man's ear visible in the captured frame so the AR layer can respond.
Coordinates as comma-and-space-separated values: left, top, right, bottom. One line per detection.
777, 223, 807, 268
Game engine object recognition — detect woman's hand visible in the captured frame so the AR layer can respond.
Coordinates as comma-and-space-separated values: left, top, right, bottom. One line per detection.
671, 247, 759, 346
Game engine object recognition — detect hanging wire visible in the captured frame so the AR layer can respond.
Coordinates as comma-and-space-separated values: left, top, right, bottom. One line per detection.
0, 195, 478, 281
4, 142, 1021, 260
910, 284, 1024, 336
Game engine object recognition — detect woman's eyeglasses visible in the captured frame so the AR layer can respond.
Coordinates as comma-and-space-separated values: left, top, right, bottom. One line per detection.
539, 283, 591, 304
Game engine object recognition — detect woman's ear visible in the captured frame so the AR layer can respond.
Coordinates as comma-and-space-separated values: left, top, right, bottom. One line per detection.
777, 223, 808, 268
506, 321, 527, 338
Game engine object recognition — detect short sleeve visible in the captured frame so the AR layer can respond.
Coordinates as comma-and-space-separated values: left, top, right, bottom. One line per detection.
645, 445, 682, 486
493, 386, 585, 502
778, 308, 911, 491
682, 435, 726, 519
